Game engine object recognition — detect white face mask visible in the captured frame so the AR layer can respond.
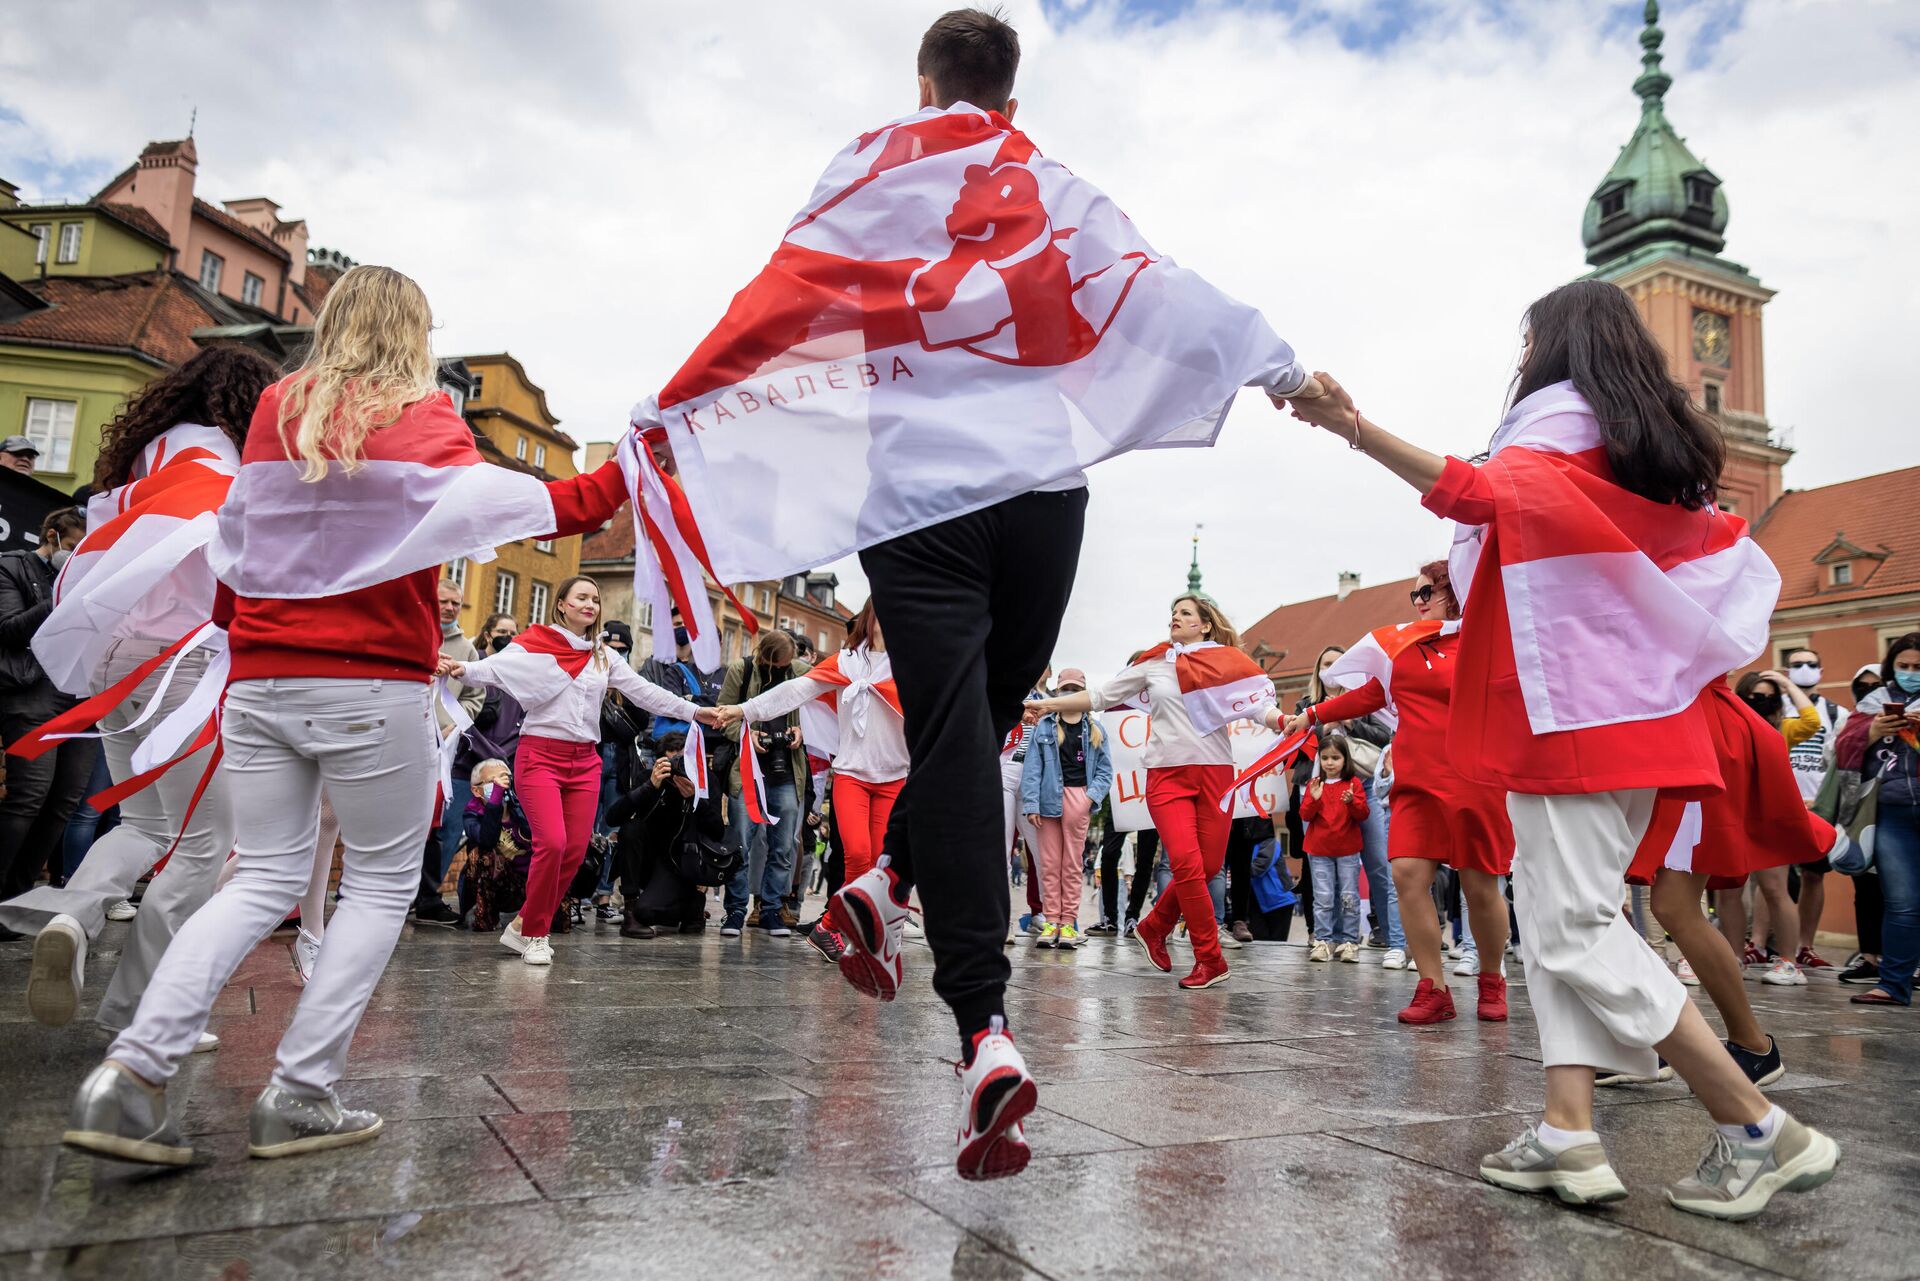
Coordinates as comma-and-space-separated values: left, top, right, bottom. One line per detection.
49, 547, 72, 571
1788, 664, 1821, 689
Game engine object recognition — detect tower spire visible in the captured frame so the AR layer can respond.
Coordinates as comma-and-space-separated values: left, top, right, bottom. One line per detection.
1633, 0, 1672, 118
1186, 524, 1204, 595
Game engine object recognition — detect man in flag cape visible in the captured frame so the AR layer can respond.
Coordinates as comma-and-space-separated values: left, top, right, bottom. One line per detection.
620, 10, 1315, 1181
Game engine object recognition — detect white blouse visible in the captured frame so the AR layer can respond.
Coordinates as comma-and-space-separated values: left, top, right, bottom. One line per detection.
740, 646, 909, 784
459, 626, 701, 745
1087, 651, 1238, 769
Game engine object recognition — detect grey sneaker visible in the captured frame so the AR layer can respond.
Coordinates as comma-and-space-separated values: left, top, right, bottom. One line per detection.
247, 1085, 384, 1159
63, 1061, 192, 1166
1479, 1125, 1628, 1204
1665, 1116, 1839, 1221
28, 913, 86, 1027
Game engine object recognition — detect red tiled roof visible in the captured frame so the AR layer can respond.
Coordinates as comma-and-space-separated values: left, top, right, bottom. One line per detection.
580, 501, 636, 564
1754, 466, 1920, 610
98, 202, 173, 246
193, 198, 290, 262
1242, 577, 1418, 685
0, 271, 228, 367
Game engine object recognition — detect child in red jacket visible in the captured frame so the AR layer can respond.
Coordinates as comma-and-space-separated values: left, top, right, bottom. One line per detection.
1298, 734, 1370, 962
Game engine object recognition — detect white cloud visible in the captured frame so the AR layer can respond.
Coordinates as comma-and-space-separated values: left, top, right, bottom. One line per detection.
4, 0, 1914, 677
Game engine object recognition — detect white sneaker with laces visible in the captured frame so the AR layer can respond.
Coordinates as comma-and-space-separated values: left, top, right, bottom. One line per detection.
1445, 940, 1465, 960
1761, 959, 1807, 987
522, 936, 553, 966
499, 917, 528, 956
955, 1016, 1037, 1181
830, 859, 914, 1001
1307, 940, 1332, 962
1677, 958, 1700, 986
105, 900, 138, 922
1454, 947, 1480, 976
1479, 1124, 1628, 1204
291, 927, 321, 985
192, 1032, 220, 1054
1664, 1116, 1839, 1220
1382, 947, 1408, 970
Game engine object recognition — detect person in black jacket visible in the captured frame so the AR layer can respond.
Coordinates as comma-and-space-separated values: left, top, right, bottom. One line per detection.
608, 732, 723, 938
0, 508, 94, 918
635, 607, 721, 744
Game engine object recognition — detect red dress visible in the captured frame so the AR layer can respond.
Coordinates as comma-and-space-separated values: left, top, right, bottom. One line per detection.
1315, 628, 1515, 875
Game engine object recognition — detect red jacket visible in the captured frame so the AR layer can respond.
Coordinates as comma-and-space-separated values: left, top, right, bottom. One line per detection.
218, 386, 629, 683
1297, 776, 1368, 856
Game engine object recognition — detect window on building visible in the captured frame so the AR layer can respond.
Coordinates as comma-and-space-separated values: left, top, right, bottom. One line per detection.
1703, 383, 1722, 415
56, 222, 83, 264
638, 601, 654, 629
818, 630, 829, 652
1599, 189, 1626, 219
1686, 176, 1716, 211
470, 374, 483, 399
23, 398, 77, 472
30, 224, 50, 265
445, 558, 467, 590
533, 537, 554, 554
1831, 562, 1853, 587
515, 435, 528, 461
494, 570, 517, 618
198, 250, 224, 292
534, 444, 548, 468
529, 580, 551, 624
241, 271, 264, 306
760, 587, 773, 612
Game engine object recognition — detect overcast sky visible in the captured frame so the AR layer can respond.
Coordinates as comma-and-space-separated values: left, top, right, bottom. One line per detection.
5, 0, 1915, 676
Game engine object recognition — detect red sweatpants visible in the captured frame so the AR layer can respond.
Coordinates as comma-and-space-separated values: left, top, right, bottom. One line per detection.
1142, 763, 1233, 965
833, 774, 904, 884
514, 735, 602, 939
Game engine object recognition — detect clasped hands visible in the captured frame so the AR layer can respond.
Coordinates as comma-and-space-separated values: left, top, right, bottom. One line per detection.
1268, 370, 1362, 444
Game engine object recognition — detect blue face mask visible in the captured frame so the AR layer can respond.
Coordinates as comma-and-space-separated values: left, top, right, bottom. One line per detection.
1894, 670, 1920, 695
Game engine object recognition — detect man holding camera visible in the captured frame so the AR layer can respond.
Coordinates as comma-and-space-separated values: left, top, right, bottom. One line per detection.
717, 629, 811, 937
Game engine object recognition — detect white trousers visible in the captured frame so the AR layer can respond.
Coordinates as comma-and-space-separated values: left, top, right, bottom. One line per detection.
1507, 789, 1689, 1080
1000, 755, 1040, 860
108, 678, 436, 1096
0, 640, 234, 1032
213, 787, 338, 939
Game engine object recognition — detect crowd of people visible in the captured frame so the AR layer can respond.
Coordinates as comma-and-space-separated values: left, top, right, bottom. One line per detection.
2, 7, 1912, 1238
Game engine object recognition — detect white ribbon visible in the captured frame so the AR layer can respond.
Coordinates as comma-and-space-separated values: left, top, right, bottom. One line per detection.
46, 622, 227, 746
435, 676, 475, 806
684, 721, 710, 802
130, 639, 232, 773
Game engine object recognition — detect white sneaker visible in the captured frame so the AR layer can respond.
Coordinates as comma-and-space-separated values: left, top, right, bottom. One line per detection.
192, 1032, 220, 1054
105, 900, 137, 922
1382, 947, 1408, 970
28, 913, 86, 1027
499, 917, 527, 956
1308, 940, 1332, 963
1677, 958, 1700, 987
1446, 940, 1465, 960
1761, 959, 1807, 987
291, 927, 321, 985
1665, 1116, 1840, 1220
903, 918, 925, 940
1454, 947, 1481, 976
522, 936, 553, 966
1217, 926, 1244, 951
955, 1016, 1037, 1181
1335, 942, 1360, 963
829, 859, 913, 1001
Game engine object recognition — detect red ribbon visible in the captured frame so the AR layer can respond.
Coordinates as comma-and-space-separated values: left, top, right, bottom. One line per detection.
1217, 724, 1314, 814
6, 628, 204, 762
638, 442, 757, 636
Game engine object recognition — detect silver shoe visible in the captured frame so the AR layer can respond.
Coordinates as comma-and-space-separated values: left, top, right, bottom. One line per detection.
247, 1084, 383, 1159
63, 1061, 192, 1165
28, 913, 86, 1027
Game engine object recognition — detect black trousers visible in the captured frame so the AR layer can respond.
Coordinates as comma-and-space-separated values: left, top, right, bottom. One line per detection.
0, 706, 98, 900
1099, 825, 1157, 925
864, 488, 1087, 1041
1855, 872, 1883, 955
1224, 816, 1271, 926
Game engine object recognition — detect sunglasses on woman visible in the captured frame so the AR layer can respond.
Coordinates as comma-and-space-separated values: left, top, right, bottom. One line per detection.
1409, 585, 1435, 605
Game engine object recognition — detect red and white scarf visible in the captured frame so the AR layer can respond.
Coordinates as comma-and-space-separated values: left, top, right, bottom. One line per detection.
788, 647, 901, 762
476, 625, 598, 706
1320, 620, 1450, 731
1135, 640, 1276, 735
1448, 382, 1777, 735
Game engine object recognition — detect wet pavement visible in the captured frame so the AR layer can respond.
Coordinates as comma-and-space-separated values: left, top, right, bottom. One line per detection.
2, 901, 1913, 1280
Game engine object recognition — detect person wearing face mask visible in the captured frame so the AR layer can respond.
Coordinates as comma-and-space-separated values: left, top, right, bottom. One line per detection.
637, 606, 722, 746
715, 628, 812, 937
453, 614, 527, 862
1716, 670, 1819, 986
1834, 632, 1920, 1008
413, 579, 485, 927
0, 508, 97, 919
1777, 649, 1846, 971
605, 731, 725, 937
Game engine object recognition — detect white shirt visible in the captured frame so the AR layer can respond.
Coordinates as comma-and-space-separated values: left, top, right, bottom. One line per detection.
461, 627, 702, 745
741, 645, 909, 784
1087, 649, 1241, 769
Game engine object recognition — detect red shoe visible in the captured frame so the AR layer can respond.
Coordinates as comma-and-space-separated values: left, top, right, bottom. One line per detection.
1741, 942, 1767, 969
1135, 916, 1172, 973
1179, 955, 1230, 990
828, 862, 912, 1001
955, 1018, 1037, 1181
1477, 972, 1509, 1022
1796, 946, 1832, 970
1398, 978, 1457, 1025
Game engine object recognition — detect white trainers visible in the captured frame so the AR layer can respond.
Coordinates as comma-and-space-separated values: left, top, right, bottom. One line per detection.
522, 936, 553, 966
291, 927, 321, 985
1664, 1115, 1839, 1220
829, 860, 913, 1001
104, 900, 137, 922
1334, 942, 1360, 963
1677, 958, 1700, 986
1308, 940, 1332, 963
1761, 959, 1808, 987
499, 917, 528, 956
28, 913, 86, 1027
1382, 947, 1408, 970
1446, 939, 1465, 960
1479, 1125, 1628, 1205
1216, 926, 1244, 951
955, 1016, 1037, 1181
192, 1032, 220, 1054
1453, 946, 1480, 976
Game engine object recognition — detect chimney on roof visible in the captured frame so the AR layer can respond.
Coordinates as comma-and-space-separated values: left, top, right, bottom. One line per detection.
126, 138, 198, 263
1336, 571, 1360, 601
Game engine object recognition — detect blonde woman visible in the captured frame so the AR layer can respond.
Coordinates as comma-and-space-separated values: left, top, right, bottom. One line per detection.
64, 266, 635, 1167
443, 576, 719, 966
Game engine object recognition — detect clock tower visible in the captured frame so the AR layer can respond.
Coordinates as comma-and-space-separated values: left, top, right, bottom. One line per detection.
1581, 1, 1789, 518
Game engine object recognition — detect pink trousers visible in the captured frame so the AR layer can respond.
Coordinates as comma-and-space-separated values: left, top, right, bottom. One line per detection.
514, 735, 602, 939
1033, 785, 1092, 927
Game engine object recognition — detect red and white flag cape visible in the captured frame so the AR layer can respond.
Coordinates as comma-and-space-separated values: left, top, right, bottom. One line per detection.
623, 102, 1307, 651
1320, 620, 1449, 731
1135, 641, 1276, 736
209, 383, 557, 599
787, 649, 902, 762
468, 625, 596, 706
1448, 382, 1778, 736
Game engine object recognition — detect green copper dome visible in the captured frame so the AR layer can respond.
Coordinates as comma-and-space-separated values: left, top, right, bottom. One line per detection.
1582, 1, 1730, 269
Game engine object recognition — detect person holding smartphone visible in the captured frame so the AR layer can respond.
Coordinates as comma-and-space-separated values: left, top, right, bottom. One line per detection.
1834, 632, 1920, 1008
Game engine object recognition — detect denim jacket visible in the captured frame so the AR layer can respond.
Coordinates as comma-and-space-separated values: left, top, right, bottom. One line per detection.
1019, 713, 1114, 817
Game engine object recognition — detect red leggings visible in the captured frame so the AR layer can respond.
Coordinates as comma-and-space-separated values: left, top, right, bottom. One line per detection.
514, 735, 602, 939
1142, 763, 1233, 965
833, 775, 904, 884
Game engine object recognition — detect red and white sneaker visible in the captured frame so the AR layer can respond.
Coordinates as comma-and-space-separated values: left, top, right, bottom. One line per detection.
955, 1017, 1037, 1181
1795, 946, 1832, 970
828, 859, 913, 1001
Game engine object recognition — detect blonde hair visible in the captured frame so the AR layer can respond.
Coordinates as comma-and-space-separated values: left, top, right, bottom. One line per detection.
1172, 594, 1240, 651
279, 265, 439, 481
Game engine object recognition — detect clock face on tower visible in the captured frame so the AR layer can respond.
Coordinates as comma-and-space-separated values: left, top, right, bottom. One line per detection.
1692, 309, 1731, 367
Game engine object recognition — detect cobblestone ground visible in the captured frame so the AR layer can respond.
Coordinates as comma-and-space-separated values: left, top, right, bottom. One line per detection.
2, 894, 1912, 1280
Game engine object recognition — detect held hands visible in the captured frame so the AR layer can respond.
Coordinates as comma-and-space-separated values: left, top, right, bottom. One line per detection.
694, 706, 730, 729
1271, 371, 1361, 441
1282, 711, 1311, 739
436, 656, 466, 680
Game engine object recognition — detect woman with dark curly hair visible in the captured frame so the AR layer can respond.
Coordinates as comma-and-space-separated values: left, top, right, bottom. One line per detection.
3, 345, 278, 1040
